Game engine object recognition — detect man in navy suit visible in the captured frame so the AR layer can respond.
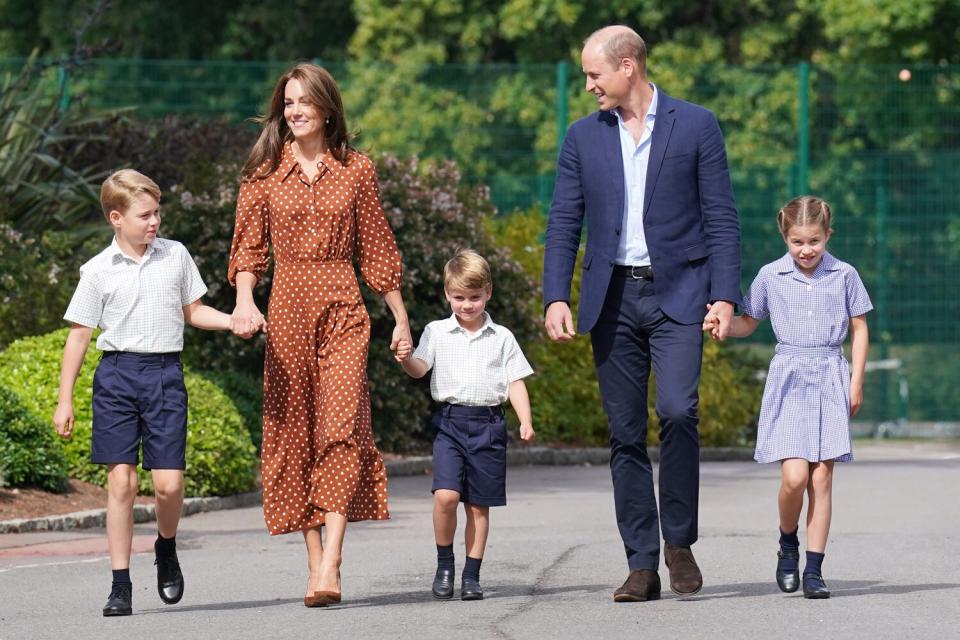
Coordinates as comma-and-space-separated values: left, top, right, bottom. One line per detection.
543, 25, 741, 602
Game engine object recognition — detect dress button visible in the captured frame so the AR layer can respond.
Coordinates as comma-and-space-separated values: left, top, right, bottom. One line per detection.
808, 311, 813, 317
806, 285, 812, 291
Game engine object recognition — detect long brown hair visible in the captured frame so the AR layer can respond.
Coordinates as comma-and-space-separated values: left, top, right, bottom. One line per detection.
241, 62, 354, 180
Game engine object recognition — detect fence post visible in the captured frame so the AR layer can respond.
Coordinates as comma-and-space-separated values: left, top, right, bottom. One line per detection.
555, 61, 569, 158
796, 61, 810, 194
57, 65, 71, 111
875, 159, 891, 418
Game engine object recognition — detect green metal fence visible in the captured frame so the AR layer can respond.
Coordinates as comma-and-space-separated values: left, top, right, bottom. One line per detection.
4, 57, 959, 424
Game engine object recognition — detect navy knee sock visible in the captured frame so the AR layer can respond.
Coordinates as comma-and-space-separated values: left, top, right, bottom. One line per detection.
437, 544, 455, 570
463, 556, 482, 582
778, 527, 800, 572
112, 568, 131, 587
804, 551, 825, 577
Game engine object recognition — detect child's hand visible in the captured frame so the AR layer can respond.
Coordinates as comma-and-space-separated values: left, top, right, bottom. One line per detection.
850, 381, 863, 417
519, 423, 536, 443
53, 401, 74, 439
702, 303, 721, 341
393, 338, 412, 362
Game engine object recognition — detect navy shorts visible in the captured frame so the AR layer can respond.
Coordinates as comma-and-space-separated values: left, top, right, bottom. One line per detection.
431, 403, 507, 507
91, 351, 188, 470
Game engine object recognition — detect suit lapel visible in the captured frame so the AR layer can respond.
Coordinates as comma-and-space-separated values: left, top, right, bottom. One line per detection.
598, 111, 625, 218
643, 92, 676, 216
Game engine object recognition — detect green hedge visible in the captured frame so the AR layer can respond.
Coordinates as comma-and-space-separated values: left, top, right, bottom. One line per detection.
488, 207, 764, 447
0, 386, 69, 492
0, 328, 259, 497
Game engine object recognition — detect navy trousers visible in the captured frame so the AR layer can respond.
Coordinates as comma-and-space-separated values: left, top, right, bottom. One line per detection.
590, 273, 703, 571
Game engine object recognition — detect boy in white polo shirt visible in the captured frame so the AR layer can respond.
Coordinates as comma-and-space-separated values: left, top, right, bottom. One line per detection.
398, 248, 535, 601
52, 169, 234, 617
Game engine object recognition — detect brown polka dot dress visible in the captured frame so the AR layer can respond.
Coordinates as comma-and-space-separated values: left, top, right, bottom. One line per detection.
228, 142, 402, 535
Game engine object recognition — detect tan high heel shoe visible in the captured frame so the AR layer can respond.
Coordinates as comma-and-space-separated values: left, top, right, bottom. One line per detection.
306, 568, 341, 607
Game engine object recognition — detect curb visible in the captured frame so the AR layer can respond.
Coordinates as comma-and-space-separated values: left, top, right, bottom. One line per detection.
0, 446, 753, 534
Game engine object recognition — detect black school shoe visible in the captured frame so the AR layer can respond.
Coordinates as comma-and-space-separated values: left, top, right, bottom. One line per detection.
776, 548, 801, 593
155, 549, 185, 604
102, 583, 132, 617
802, 573, 831, 599
432, 566, 455, 599
461, 576, 484, 601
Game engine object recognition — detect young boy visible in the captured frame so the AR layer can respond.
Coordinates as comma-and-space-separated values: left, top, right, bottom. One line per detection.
398, 249, 535, 601
52, 169, 234, 617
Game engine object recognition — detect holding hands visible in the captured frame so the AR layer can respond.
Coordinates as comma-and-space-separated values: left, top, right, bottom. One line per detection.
702, 301, 735, 341
231, 299, 267, 339
390, 322, 413, 362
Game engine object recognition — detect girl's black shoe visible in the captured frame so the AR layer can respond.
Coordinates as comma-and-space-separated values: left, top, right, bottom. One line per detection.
102, 583, 132, 616
802, 573, 831, 599
776, 548, 800, 593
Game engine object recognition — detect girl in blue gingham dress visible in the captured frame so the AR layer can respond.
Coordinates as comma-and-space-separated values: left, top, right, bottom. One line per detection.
704, 196, 872, 600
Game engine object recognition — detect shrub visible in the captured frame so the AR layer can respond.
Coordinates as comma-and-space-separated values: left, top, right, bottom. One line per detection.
488, 207, 765, 447
0, 386, 69, 492
0, 328, 258, 497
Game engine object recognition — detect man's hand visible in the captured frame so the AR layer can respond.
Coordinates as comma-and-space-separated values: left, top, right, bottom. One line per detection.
703, 300, 735, 341
544, 301, 576, 341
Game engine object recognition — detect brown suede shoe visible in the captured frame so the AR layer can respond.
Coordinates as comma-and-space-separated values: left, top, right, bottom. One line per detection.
613, 569, 661, 602
664, 543, 703, 596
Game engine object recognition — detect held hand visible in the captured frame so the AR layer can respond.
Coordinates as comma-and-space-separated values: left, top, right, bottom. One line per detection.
231, 299, 266, 339
519, 423, 536, 443
53, 402, 74, 439
702, 303, 720, 339
708, 300, 735, 341
850, 382, 863, 417
391, 323, 413, 362
394, 338, 413, 362
544, 301, 576, 342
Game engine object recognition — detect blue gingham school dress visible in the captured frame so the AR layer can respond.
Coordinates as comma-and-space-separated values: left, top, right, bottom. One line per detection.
742, 252, 873, 464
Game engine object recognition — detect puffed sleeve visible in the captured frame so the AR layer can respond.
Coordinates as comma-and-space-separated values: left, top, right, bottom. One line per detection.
845, 266, 874, 317
741, 269, 769, 321
354, 155, 403, 294
227, 178, 270, 287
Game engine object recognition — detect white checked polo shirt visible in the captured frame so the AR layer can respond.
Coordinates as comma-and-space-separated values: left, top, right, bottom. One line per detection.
64, 237, 207, 352
412, 313, 534, 406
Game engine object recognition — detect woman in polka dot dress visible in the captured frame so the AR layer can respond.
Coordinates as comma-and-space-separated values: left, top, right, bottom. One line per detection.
228, 63, 412, 607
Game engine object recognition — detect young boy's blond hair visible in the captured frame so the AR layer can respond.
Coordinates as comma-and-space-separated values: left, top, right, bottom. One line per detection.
100, 169, 161, 221
443, 249, 492, 292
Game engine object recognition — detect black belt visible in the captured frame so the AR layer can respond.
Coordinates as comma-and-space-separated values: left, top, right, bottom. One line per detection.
439, 403, 505, 417
612, 264, 654, 280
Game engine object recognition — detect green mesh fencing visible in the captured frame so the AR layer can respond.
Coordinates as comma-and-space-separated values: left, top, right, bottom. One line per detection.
4, 57, 958, 424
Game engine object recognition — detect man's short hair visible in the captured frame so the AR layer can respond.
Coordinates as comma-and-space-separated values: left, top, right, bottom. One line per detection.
443, 249, 492, 291
100, 169, 161, 221
586, 26, 647, 75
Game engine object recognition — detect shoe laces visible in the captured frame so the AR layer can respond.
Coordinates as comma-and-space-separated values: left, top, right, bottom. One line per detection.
155, 551, 181, 577
108, 583, 132, 599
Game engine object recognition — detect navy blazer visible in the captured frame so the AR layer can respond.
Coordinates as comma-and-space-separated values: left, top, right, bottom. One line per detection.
543, 90, 742, 333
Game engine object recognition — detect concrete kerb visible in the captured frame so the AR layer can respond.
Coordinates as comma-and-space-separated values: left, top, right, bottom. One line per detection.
0, 446, 752, 534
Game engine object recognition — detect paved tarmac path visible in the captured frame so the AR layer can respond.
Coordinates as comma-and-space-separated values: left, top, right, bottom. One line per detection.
1, 441, 958, 639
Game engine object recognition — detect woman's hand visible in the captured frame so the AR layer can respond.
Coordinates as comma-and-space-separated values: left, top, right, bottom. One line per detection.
231, 298, 266, 339
390, 322, 413, 362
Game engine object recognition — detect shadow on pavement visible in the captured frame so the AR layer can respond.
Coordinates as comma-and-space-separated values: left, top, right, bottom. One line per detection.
694, 579, 960, 600
137, 583, 612, 613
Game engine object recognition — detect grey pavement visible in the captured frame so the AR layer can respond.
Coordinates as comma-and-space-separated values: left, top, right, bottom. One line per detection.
1, 440, 958, 640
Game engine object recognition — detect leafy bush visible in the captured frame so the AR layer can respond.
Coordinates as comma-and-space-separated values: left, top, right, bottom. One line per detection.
0, 328, 258, 497
0, 386, 69, 492
488, 207, 764, 447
